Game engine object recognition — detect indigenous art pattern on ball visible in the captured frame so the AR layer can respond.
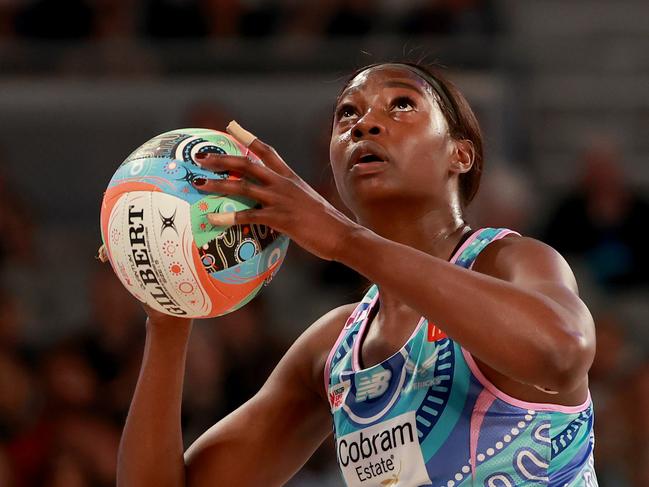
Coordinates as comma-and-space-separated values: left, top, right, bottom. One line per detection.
100, 128, 289, 318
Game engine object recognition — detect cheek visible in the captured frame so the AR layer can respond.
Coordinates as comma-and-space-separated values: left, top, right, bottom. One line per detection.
329, 131, 350, 168
399, 130, 453, 183
400, 127, 448, 161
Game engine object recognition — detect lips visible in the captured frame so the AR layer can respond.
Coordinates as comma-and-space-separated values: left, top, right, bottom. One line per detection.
348, 142, 390, 170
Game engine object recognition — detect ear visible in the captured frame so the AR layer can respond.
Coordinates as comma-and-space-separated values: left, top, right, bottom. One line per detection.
450, 139, 474, 175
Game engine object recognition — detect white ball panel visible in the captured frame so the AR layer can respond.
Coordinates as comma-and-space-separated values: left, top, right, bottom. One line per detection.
107, 191, 212, 317
147, 191, 212, 316
106, 192, 148, 304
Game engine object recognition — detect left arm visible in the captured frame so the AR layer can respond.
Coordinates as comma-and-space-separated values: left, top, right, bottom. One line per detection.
195, 124, 595, 394
340, 228, 595, 393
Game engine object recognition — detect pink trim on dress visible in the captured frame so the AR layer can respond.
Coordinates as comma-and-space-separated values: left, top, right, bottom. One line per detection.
468, 229, 520, 269
351, 294, 428, 372
449, 227, 521, 266
352, 293, 381, 371
449, 229, 484, 264
323, 300, 367, 395
461, 347, 592, 413
323, 326, 350, 395
469, 389, 497, 480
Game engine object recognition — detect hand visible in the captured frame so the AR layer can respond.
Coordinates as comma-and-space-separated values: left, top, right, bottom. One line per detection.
142, 302, 193, 332
191, 121, 359, 261
97, 245, 193, 330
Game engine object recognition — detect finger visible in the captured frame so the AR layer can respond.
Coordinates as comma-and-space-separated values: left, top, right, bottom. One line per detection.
96, 244, 109, 263
206, 212, 236, 227
194, 153, 273, 183
225, 120, 256, 147
226, 120, 296, 178
192, 177, 271, 203
206, 208, 270, 227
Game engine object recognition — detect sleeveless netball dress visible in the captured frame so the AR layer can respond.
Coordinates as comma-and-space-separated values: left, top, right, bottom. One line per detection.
325, 228, 597, 487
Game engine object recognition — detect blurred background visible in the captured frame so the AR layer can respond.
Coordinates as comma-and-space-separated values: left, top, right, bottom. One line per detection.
0, 0, 648, 485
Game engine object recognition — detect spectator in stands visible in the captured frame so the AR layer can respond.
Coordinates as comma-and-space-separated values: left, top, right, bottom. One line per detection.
283, 0, 378, 38
14, 0, 94, 39
0, 445, 13, 487
324, 0, 376, 37
237, 0, 284, 38
182, 324, 225, 444
468, 161, 537, 235
76, 266, 144, 421
184, 99, 233, 132
142, 0, 210, 38
92, 0, 139, 39
0, 289, 27, 357
5, 341, 121, 487
0, 0, 22, 39
541, 141, 649, 290
202, 0, 243, 37
624, 362, 649, 485
0, 166, 33, 268
212, 298, 284, 414
401, 0, 501, 37
0, 351, 36, 441
589, 314, 637, 486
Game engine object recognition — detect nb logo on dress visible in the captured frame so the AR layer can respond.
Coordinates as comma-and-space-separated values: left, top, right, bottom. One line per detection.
356, 370, 392, 402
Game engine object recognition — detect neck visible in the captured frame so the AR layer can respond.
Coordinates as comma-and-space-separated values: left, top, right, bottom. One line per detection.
357, 200, 472, 329
356, 201, 469, 259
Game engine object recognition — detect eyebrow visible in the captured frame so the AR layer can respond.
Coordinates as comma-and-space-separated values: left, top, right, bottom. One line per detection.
337, 79, 426, 103
383, 80, 426, 94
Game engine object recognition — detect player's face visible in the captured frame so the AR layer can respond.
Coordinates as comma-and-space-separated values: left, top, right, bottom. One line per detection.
329, 66, 458, 215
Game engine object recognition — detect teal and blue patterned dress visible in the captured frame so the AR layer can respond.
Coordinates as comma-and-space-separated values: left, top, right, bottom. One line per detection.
325, 228, 597, 487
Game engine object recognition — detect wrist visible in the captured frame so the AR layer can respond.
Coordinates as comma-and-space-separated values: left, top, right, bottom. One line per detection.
331, 221, 371, 264
145, 314, 193, 338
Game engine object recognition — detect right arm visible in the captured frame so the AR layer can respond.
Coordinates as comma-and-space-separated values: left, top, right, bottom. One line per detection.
116, 309, 193, 487
117, 303, 355, 487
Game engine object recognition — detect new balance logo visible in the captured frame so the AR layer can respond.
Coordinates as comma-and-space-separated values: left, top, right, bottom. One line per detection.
356, 370, 391, 402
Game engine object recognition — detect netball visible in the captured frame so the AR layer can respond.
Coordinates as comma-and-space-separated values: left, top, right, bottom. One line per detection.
100, 128, 289, 318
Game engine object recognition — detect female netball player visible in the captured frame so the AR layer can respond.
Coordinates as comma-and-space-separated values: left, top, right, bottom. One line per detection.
116, 62, 598, 486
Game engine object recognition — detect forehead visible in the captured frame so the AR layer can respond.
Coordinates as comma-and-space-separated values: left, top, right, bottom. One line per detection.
339, 65, 434, 99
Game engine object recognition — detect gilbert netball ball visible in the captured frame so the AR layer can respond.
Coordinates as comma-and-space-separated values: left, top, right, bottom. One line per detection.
100, 128, 289, 318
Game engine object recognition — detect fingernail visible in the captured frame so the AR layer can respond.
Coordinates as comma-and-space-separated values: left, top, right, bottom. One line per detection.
193, 178, 206, 186
207, 212, 236, 226
195, 152, 209, 160
226, 120, 257, 147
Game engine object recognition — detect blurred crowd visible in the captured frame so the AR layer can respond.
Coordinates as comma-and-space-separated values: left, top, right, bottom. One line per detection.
0, 0, 501, 40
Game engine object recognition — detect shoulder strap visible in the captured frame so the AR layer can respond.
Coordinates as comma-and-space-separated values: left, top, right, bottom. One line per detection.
450, 227, 520, 269
323, 285, 379, 393
344, 284, 378, 328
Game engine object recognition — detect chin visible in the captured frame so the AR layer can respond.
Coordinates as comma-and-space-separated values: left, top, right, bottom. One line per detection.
343, 183, 413, 213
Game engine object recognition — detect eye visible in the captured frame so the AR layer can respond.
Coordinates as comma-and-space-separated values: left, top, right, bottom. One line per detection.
391, 96, 415, 112
336, 104, 357, 121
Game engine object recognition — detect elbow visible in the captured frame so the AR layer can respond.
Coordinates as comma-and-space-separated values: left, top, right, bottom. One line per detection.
541, 328, 596, 394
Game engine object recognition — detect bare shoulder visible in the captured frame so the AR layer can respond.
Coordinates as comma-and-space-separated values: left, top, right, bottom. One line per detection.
472, 234, 579, 293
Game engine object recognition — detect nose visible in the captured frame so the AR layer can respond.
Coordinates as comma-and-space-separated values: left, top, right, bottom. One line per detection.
351, 112, 384, 141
